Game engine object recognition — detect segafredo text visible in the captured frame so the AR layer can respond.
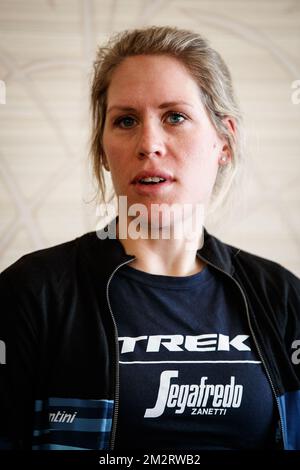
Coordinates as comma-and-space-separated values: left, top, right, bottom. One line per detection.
145, 371, 243, 418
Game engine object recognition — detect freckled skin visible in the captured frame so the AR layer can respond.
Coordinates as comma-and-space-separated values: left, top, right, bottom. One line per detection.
102, 54, 229, 220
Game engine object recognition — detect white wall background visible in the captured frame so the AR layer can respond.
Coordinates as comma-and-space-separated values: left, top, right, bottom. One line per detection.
0, 0, 299, 275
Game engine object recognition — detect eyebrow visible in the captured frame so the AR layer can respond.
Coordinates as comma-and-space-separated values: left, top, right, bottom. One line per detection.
107, 101, 193, 114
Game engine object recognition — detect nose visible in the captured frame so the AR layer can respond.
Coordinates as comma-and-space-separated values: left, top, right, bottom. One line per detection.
136, 120, 166, 160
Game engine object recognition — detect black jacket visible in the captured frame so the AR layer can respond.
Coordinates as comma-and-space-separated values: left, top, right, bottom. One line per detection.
0, 224, 300, 450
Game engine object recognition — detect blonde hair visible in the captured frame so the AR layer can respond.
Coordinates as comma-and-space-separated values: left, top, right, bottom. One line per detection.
90, 25, 245, 218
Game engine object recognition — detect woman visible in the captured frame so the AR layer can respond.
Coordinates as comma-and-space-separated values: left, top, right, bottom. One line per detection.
0, 25, 299, 451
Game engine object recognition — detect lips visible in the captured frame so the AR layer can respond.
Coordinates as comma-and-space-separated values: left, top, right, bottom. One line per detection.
131, 169, 175, 196
131, 170, 174, 184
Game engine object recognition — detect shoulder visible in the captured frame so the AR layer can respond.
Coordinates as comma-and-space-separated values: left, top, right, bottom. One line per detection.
213, 237, 300, 316
0, 231, 97, 292
205, 229, 299, 286
215, 237, 300, 336
205, 229, 300, 300
232, 244, 300, 290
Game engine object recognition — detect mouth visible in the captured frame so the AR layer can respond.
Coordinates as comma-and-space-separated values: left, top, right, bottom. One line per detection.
136, 177, 167, 185
131, 170, 174, 185
131, 170, 175, 196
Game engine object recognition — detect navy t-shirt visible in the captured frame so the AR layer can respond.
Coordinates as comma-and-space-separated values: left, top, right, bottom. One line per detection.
110, 263, 277, 450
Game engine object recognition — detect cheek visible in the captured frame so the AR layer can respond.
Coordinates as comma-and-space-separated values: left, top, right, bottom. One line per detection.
102, 133, 117, 161
190, 131, 220, 166
106, 130, 133, 157
181, 138, 219, 189
105, 149, 131, 193
182, 139, 217, 171
103, 138, 126, 173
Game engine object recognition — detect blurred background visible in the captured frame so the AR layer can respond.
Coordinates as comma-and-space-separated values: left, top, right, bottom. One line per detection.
0, 0, 299, 275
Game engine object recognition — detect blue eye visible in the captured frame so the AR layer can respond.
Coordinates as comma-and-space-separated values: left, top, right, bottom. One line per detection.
114, 112, 187, 129
167, 112, 186, 124
115, 116, 135, 128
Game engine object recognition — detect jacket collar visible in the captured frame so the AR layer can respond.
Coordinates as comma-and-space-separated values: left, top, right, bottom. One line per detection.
91, 217, 235, 279
198, 227, 235, 276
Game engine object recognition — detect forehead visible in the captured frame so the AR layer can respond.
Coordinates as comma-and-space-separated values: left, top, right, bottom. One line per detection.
106, 54, 202, 105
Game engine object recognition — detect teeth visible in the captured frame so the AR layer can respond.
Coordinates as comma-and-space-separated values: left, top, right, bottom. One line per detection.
139, 176, 166, 183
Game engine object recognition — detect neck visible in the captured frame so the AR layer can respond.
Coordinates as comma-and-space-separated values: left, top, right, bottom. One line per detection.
116, 217, 206, 276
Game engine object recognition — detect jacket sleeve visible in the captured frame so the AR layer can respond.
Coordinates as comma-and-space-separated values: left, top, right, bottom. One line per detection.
285, 269, 300, 381
0, 264, 41, 449
276, 269, 300, 449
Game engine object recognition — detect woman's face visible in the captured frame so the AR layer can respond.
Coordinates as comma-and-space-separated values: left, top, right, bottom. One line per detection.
102, 54, 229, 223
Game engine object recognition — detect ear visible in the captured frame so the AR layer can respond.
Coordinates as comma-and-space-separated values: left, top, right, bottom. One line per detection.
220, 117, 237, 162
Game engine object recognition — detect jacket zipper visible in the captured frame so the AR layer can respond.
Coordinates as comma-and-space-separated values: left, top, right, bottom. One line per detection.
106, 252, 284, 449
196, 253, 284, 447
106, 258, 136, 451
